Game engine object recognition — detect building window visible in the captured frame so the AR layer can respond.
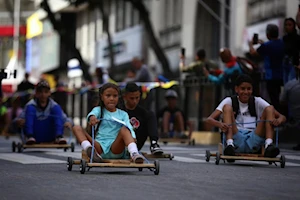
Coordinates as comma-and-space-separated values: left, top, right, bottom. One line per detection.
247, 0, 286, 25
159, 0, 182, 49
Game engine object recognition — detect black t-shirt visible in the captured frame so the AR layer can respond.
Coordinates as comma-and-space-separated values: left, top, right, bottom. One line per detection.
157, 106, 187, 129
125, 105, 150, 137
17, 81, 35, 91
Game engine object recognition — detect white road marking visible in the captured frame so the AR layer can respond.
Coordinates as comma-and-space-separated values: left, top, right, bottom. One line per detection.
45, 151, 82, 159
0, 153, 65, 164
173, 156, 206, 163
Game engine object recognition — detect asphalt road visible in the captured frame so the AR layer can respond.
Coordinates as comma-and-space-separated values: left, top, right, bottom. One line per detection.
0, 136, 299, 200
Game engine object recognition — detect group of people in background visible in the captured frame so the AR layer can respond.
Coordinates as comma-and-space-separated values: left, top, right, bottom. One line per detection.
181, 15, 300, 150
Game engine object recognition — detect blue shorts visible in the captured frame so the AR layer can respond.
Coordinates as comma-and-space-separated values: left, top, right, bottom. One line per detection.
233, 129, 265, 153
100, 149, 129, 159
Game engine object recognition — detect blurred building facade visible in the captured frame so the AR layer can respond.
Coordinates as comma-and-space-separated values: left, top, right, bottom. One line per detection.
0, 0, 35, 92
25, 0, 300, 82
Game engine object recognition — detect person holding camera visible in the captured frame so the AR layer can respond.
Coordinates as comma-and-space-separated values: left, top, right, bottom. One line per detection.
248, 24, 285, 113
282, 18, 300, 84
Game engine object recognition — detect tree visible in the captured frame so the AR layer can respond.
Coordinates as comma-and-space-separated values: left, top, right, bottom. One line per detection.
69, 0, 173, 78
41, 0, 93, 83
43, 0, 172, 82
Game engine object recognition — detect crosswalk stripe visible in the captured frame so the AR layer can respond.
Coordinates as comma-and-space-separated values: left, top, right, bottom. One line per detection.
173, 156, 206, 163
45, 151, 82, 159
0, 153, 66, 164
191, 154, 300, 166
285, 155, 300, 161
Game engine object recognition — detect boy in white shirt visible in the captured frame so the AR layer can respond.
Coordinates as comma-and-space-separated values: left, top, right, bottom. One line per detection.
206, 74, 286, 157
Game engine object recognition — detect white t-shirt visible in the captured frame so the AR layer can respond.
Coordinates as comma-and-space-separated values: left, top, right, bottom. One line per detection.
216, 97, 270, 131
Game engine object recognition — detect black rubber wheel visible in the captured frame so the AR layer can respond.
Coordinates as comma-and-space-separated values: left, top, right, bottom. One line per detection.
64, 148, 67, 152
205, 150, 211, 162
80, 159, 86, 174
67, 157, 73, 171
17, 142, 23, 153
280, 155, 286, 168
12, 141, 16, 152
71, 142, 75, 152
169, 153, 174, 160
215, 152, 220, 165
138, 168, 143, 171
154, 160, 160, 175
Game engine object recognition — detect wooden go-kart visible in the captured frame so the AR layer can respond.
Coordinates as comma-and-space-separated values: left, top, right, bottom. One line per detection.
205, 143, 286, 168
12, 129, 75, 153
12, 141, 75, 153
67, 150, 160, 175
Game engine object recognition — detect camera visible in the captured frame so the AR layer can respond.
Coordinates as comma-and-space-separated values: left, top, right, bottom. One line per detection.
252, 33, 259, 45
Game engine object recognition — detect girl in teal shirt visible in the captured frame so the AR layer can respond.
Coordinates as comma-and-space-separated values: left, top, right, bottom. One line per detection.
73, 83, 144, 163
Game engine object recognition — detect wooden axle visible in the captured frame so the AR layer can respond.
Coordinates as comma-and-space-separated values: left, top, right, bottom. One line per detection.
220, 155, 281, 162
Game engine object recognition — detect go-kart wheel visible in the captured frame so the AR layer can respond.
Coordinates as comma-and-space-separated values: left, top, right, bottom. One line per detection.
17, 142, 23, 153
280, 155, 286, 168
67, 157, 73, 171
215, 152, 220, 165
154, 160, 160, 175
205, 150, 211, 162
80, 159, 86, 174
71, 142, 75, 152
138, 168, 143, 171
169, 153, 174, 160
12, 141, 16, 152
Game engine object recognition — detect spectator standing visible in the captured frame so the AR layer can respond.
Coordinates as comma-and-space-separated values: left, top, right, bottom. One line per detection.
282, 18, 300, 84
248, 24, 285, 113
17, 73, 35, 107
131, 57, 151, 82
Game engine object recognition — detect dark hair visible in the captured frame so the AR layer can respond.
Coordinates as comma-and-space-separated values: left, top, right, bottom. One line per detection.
98, 83, 120, 108
284, 18, 297, 32
36, 80, 50, 91
125, 82, 140, 93
25, 73, 30, 79
266, 24, 279, 38
235, 74, 253, 86
95, 83, 120, 135
196, 48, 206, 60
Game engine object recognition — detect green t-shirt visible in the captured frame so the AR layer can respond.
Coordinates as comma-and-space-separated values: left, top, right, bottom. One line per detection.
0, 105, 7, 116
182, 60, 219, 76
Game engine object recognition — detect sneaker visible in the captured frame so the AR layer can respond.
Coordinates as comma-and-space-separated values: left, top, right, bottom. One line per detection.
179, 134, 189, 139
224, 144, 235, 156
224, 144, 235, 163
86, 146, 103, 162
55, 136, 67, 144
264, 144, 280, 158
26, 137, 36, 145
131, 152, 144, 164
150, 142, 164, 155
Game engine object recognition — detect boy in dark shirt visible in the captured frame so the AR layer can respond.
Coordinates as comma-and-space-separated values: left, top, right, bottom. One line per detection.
157, 90, 191, 139
122, 82, 163, 154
